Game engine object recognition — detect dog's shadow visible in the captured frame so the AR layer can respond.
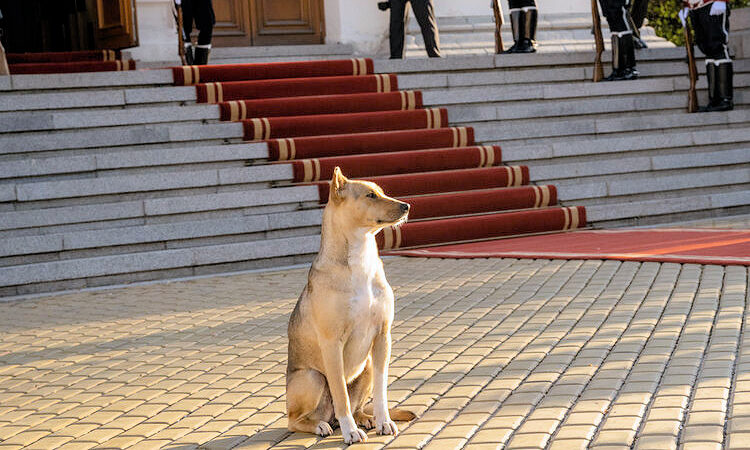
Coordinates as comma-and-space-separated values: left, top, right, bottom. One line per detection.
174, 425, 392, 449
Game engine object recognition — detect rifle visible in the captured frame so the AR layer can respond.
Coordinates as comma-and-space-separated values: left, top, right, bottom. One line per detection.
172, 0, 189, 65
591, 0, 605, 82
683, 19, 699, 113
492, 0, 504, 54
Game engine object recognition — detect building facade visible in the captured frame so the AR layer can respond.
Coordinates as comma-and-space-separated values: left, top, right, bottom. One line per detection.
129, 0, 591, 63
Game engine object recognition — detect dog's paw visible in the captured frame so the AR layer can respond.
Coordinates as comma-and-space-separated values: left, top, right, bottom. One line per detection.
377, 419, 398, 436
354, 411, 376, 429
343, 427, 368, 444
315, 421, 333, 437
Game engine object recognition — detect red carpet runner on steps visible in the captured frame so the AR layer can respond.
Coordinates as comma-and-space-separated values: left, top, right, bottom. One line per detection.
8, 49, 136, 74
174, 58, 588, 250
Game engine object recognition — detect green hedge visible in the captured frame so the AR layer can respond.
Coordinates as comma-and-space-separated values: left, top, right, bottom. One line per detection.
646, 0, 750, 46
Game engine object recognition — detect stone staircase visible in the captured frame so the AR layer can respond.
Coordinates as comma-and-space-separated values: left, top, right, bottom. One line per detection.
1, 45, 748, 297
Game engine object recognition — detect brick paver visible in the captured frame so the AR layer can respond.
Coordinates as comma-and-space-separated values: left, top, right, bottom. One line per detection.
0, 258, 748, 449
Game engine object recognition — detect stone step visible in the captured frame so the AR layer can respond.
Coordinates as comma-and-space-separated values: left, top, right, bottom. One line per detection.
501, 127, 750, 163
586, 189, 750, 227
0, 103, 219, 134
4, 164, 290, 208
552, 165, 750, 204
425, 74, 750, 108
0, 85, 195, 113
0, 184, 319, 236
1, 143, 267, 182
1, 69, 173, 92
470, 108, 750, 144
524, 146, 750, 183
0, 122, 242, 156
374, 47, 687, 73
208, 43, 354, 61
0, 233, 321, 296
403, 59, 750, 91
0, 209, 322, 260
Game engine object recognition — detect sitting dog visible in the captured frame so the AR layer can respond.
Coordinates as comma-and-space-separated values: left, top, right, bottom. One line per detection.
286, 167, 415, 444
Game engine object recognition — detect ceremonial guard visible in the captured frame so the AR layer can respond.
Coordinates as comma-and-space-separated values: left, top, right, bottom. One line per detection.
504, 0, 538, 53
181, 0, 215, 65
680, 0, 733, 111
599, 0, 639, 80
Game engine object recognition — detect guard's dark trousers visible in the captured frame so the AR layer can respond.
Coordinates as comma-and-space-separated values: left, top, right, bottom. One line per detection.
390, 0, 441, 58
182, 0, 216, 65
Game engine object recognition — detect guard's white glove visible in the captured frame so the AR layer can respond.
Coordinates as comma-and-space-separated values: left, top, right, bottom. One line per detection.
678, 7, 690, 27
710, 1, 726, 15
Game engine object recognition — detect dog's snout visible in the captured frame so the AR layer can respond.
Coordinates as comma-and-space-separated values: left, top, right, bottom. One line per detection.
400, 203, 410, 213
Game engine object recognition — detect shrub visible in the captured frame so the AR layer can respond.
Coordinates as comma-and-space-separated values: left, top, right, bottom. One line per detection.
646, 0, 750, 46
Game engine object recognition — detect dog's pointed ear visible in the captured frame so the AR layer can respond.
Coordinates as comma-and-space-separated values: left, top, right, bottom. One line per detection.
330, 167, 348, 203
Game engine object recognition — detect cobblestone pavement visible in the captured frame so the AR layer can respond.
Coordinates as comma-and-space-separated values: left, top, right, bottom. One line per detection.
1, 257, 749, 450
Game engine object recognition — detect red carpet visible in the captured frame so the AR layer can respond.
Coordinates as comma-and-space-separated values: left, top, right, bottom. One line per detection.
268, 127, 474, 161
387, 229, 750, 266
316, 166, 530, 201
377, 207, 586, 250
7, 50, 120, 63
170, 59, 588, 250
288, 146, 501, 183
242, 108, 447, 141
9, 59, 136, 75
196, 74, 397, 103
402, 185, 558, 220
173, 58, 373, 85
219, 91, 422, 120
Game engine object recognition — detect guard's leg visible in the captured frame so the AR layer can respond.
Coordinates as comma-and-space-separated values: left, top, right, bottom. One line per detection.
410, 0, 441, 57
192, 0, 215, 64
692, 5, 733, 111
389, 0, 409, 59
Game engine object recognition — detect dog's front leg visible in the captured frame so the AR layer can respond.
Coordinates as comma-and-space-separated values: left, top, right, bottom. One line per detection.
320, 342, 368, 444
372, 329, 398, 435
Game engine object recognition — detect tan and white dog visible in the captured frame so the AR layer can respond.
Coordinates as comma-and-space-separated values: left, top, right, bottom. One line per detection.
286, 167, 415, 444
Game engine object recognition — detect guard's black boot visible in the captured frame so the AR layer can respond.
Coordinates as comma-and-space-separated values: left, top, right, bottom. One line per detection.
605, 33, 638, 81
184, 43, 194, 65
504, 10, 526, 53
702, 61, 734, 112
518, 7, 538, 53
623, 33, 639, 79
193, 45, 211, 65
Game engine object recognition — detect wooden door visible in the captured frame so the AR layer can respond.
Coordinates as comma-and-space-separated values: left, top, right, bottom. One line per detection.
212, 0, 324, 47
93, 0, 139, 49
213, 0, 253, 46
250, 0, 324, 45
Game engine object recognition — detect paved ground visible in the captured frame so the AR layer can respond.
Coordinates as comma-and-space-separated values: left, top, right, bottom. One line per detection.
1, 255, 749, 450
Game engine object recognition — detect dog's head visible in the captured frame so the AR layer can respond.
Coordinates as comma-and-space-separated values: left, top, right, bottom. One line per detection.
328, 167, 410, 232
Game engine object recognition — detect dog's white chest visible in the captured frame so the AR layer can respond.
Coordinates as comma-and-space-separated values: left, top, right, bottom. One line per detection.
348, 234, 384, 308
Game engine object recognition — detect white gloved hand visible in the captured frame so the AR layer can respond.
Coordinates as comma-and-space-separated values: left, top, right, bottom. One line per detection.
710, 1, 726, 15
678, 7, 690, 27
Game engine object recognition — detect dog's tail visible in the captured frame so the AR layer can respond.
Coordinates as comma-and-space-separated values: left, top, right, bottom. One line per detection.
389, 407, 417, 422
364, 405, 416, 422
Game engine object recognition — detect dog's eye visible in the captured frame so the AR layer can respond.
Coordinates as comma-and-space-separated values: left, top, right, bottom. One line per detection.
366, 193, 377, 199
